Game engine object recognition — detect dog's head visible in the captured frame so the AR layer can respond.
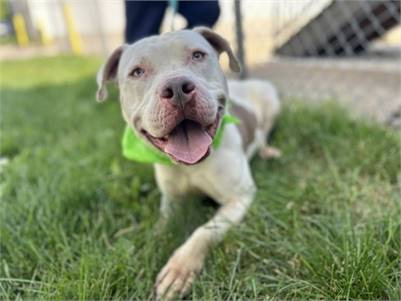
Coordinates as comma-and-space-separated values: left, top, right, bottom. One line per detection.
96, 27, 240, 165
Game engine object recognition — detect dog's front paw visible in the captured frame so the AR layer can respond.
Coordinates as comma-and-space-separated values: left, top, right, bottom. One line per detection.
155, 247, 204, 301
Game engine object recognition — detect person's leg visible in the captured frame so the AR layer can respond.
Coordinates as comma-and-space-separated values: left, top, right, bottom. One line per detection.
124, 1, 168, 43
177, 0, 220, 28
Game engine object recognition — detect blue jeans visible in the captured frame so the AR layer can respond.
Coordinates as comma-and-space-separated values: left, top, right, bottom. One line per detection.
124, 0, 220, 43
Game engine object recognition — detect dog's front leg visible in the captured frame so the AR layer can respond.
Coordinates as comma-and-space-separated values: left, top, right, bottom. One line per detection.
155, 165, 189, 221
155, 190, 255, 300
159, 193, 176, 220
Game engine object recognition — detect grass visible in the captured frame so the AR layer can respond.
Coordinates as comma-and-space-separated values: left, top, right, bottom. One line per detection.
1, 55, 400, 300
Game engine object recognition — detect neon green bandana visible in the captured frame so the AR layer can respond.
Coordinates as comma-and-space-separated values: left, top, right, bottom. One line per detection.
122, 113, 240, 164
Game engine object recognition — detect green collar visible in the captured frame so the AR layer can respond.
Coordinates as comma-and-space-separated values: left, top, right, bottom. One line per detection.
122, 113, 240, 164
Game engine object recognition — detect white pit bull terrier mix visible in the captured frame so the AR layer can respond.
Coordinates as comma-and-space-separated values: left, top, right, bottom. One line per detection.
96, 27, 281, 300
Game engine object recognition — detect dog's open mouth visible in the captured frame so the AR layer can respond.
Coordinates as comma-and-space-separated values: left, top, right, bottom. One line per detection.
142, 108, 223, 165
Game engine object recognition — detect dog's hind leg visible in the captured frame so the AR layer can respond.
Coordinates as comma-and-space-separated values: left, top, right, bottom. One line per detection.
256, 85, 282, 160
259, 144, 282, 159
257, 122, 282, 159
231, 79, 282, 160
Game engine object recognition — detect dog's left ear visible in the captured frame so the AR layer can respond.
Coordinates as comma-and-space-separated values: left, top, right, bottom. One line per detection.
193, 27, 241, 73
96, 45, 127, 102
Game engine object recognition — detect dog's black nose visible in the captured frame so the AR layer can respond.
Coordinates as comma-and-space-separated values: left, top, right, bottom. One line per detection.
182, 81, 195, 94
160, 77, 196, 106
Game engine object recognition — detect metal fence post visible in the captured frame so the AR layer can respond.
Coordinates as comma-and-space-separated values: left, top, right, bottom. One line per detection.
234, 0, 247, 79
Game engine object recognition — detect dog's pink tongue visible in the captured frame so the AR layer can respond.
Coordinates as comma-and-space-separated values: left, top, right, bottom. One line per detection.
165, 121, 212, 164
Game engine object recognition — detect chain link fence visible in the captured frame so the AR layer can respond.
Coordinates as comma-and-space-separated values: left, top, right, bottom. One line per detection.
234, 0, 400, 126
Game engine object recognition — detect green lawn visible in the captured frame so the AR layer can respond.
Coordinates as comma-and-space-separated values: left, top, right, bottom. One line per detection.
1, 56, 400, 300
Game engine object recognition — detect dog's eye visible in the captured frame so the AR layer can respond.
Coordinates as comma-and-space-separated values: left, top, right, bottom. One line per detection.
130, 67, 145, 78
192, 51, 206, 61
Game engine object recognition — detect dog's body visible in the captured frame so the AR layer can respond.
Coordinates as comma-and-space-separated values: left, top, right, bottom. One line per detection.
97, 28, 280, 300
156, 78, 281, 217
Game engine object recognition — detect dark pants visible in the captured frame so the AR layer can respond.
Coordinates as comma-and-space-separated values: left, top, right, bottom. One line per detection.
124, 0, 220, 43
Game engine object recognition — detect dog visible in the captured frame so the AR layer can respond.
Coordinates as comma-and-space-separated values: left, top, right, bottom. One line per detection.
96, 27, 281, 300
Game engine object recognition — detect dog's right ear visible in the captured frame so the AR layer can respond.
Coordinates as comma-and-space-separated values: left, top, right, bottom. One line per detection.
96, 45, 126, 102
